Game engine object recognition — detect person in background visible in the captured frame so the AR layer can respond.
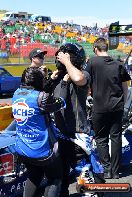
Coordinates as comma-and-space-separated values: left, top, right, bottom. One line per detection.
12, 67, 66, 197
28, 47, 61, 90
28, 47, 49, 76
29, 48, 47, 68
85, 37, 131, 179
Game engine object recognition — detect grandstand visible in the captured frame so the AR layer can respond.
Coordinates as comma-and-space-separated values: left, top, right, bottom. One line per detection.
0, 12, 131, 66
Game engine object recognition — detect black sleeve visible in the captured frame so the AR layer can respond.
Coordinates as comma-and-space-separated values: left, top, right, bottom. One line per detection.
59, 80, 70, 99
38, 92, 66, 113
43, 73, 66, 93
83, 60, 92, 75
83, 60, 92, 84
82, 70, 91, 86
119, 64, 131, 82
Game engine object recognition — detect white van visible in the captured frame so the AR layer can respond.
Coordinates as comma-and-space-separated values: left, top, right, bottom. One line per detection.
2, 11, 29, 22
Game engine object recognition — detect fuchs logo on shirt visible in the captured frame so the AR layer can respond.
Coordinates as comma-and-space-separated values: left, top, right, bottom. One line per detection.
12, 99, 35, 126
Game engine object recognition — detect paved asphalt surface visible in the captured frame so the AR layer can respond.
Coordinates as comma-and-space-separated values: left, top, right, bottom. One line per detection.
35, 163, 132, 197
69, 163, 132, 197
0, 94, 12, 104
0, 95, 132, 197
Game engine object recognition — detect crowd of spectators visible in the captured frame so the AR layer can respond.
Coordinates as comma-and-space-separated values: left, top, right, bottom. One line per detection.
0, 19, 131, 58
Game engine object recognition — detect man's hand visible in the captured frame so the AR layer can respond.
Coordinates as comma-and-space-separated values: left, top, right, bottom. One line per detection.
63, 74, 71, 82
57, 52, 88, 86
57, 52, 71, 65
51, 70, 62, 80
40, 66, 48, 76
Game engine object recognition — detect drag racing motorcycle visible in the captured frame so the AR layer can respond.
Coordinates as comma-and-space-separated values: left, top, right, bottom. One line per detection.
0, 129, 26, 197
0, 123, 46, 197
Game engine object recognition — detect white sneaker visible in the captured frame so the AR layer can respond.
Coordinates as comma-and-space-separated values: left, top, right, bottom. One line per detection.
81, 169, 95, 184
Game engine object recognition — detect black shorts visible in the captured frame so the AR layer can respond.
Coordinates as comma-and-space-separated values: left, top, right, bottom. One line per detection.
18, 154, 63, 187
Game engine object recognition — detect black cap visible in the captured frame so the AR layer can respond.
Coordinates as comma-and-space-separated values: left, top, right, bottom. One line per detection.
29, 48, 47, 60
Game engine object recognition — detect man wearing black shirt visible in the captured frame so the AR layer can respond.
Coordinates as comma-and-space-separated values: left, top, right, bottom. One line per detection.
85, 38, 131, 179
53, 43, 91, 197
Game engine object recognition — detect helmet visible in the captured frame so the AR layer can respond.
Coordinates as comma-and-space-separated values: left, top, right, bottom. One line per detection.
55, 43, 86, 71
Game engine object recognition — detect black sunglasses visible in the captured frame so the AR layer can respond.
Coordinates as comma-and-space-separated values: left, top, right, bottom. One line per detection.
34, 53, 44, 59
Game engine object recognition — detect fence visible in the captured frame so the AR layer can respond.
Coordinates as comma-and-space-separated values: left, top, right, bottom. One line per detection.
0, 42, 59, 65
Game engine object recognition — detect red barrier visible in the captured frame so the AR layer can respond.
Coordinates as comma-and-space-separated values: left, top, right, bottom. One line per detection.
20, 43, 58, 57
1, 39, 6, 50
